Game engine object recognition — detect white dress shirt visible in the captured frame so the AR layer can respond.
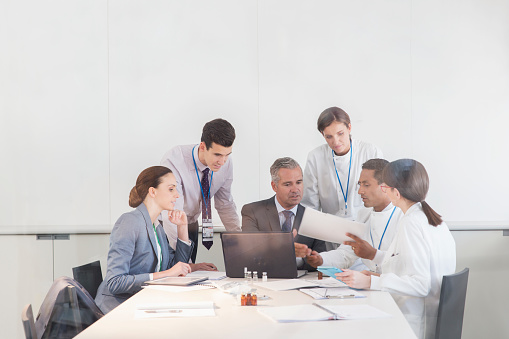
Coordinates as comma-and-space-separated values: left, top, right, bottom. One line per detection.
302, 139, 383, 250
370, 203, 456, 339
319, 203, 403, 273
160, 144, 241, 248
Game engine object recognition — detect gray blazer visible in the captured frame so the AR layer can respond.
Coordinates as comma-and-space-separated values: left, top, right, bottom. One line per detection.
95, 203, 193, 314
241, 196, 326, 271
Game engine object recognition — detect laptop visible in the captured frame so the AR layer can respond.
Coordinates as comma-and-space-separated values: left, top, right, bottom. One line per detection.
221, 232, 307, 279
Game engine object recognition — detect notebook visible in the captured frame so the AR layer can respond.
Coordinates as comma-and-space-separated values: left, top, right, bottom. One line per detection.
144, 276, 208, 286
221, 232, 307, 279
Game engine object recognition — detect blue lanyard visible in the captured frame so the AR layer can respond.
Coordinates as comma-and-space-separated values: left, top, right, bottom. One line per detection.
370, 207, 396, 250
192, 145, 213, 217
331, 140, 352, 210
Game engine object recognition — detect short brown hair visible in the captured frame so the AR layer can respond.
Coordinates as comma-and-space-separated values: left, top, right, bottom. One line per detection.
128, 166, 172, 208
201, 118, 236, 149
317, 107, 351, 133
362, 159, 389, 184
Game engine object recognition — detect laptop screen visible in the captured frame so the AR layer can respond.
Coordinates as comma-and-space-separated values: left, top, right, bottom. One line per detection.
221, 232, 299, 279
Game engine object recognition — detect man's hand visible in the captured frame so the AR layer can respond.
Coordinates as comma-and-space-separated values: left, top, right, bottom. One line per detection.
189, 262, 218, 272
294, 243, 311, 258
343, 233, 377, 260
306, 250, 323, 268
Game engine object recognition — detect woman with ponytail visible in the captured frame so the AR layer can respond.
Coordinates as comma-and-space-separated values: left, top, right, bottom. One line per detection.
336, 159, 456, 339
96, 166, 194, 314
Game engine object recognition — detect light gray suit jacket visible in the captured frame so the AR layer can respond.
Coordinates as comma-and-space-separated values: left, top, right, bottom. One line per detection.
95, 203, 193, 314
241, 196, 326, 271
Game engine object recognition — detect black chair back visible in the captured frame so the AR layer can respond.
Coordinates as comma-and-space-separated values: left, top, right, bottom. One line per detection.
72, 260, 103, 299
435, 267, 469, 339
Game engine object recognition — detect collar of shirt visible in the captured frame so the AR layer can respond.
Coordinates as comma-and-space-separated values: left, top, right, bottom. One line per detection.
193, 143, 209, 173
370, 202, 395, 215
274, 197, 299, 216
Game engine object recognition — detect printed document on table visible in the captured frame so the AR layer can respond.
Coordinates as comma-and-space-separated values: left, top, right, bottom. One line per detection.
299, 288, 365, 300
187, 270, 227, 280
298, 208, 368, 243
135, 302, 215, 319
253, 279, 318, 291
258, 304, 391, 322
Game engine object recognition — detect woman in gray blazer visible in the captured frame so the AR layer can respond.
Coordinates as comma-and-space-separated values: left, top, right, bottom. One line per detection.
96, 166, 194, 313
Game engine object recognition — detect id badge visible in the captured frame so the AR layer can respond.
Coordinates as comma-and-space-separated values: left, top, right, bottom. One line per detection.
202, 219, 214, 241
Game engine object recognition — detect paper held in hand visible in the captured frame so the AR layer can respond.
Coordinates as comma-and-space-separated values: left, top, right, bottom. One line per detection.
298, 208, 368, 243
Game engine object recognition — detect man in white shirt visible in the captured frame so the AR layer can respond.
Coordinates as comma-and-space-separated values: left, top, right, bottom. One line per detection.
306, 158, 403, 273
160, 118, 241, 269
241, 157, 325, 271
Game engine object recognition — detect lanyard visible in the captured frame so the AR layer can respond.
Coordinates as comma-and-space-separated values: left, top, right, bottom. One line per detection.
152, 223, 163, 271
192, 145, 213, 218
331, 140, 352, 210
370, 207, 396, 250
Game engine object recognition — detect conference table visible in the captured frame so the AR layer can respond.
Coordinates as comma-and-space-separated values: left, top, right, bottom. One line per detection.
76, 273, 416, 339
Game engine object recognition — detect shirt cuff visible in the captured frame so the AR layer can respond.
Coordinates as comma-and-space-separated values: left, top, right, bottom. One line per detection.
149, 273, 154, 281
370, 275, 382, 290
372, 249, 385, 266
296, 257, 304, 268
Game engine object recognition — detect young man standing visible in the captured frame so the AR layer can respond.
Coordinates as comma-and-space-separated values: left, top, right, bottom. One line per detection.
161, 118, 241, 269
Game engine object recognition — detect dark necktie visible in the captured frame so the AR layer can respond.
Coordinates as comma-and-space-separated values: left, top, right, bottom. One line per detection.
282, 210, 294, 232
201, 168, 213, 249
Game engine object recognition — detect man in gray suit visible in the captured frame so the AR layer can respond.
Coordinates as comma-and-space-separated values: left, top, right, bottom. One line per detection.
241, 157, 325, 272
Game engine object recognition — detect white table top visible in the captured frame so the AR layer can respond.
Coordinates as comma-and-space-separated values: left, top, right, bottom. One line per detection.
76, 274, 416, 339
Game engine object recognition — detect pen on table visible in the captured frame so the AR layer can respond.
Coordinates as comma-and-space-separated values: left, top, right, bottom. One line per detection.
326, 294, 357, 299
144, 309, 183, 313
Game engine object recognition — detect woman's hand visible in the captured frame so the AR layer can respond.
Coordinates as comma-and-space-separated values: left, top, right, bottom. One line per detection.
335, 269, 371, 289
168, 209, 188, 227
153, 262, 191, 280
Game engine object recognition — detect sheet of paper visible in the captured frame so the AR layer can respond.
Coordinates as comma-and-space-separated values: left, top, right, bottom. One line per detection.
253, 279, 318, 291
258, 304, 334, 323
142, 284, 214, 293
187, 270, 227, 280
306, 277, 348, 288
298, 208, 368, 243
299, 288, 365, 300
136, 301, 214, 310
135, 308, 215, 319
321, 304, 392, 320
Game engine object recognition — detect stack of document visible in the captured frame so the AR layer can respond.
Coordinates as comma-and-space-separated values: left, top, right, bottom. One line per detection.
258, 304, 391, 322
135, 301, 216, 319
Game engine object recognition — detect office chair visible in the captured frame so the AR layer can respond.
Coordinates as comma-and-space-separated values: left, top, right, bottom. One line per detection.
35, 276, 103, 339
435, 267, 469, 339
72, 260, 103, 299
21, 304, 37, 339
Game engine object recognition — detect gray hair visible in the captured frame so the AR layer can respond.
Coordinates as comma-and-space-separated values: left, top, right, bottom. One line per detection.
270, 157, 302, 184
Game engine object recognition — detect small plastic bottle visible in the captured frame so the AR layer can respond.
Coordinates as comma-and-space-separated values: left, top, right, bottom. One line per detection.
240, 293, 247, 306
247, 271, 252, 284
253, 271, 258, 283
244, 271, 250, 283
246, 293, 252, 306
262, 272, 268, 282
251, 292, 258, 306
318, 271, 323, 280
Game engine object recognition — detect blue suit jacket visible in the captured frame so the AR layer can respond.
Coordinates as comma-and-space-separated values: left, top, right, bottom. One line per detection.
96, 203, 193, 313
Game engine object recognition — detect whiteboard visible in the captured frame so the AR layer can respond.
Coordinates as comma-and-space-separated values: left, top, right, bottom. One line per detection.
1, 0, 508, 233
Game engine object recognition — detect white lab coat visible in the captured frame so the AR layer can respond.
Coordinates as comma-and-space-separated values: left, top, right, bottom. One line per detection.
302, 139, 383, 250
320, 203, 403, 273
370, 203, 456, 339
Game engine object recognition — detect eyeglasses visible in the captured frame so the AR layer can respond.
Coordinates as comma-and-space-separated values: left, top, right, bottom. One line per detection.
380, 185, 394, 193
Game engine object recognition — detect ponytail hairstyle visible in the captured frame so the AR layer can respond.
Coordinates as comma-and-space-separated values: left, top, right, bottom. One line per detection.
128, 166, 173, 208
382, 159, 443, 227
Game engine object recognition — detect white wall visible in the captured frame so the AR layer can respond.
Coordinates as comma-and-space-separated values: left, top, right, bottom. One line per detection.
1, 1, 509, 338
